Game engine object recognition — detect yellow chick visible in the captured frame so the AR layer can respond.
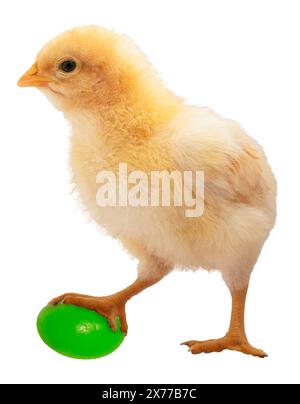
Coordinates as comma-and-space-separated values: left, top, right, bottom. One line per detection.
18, 26, 276, 357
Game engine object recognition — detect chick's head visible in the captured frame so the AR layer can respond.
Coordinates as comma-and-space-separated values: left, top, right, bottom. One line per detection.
18, 26, 153, 112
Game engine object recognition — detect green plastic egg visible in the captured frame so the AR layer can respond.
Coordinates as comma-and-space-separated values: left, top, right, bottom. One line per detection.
37, 304, 125, 359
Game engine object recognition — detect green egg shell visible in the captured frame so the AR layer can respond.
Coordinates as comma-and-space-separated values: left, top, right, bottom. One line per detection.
37, 304, 125, 359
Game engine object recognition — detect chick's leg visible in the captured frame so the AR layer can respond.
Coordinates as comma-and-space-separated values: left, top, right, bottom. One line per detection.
49, 257, 170, 334
182, 286, 267, 358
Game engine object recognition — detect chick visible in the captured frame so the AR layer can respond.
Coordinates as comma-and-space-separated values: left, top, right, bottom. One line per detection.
18, 26, 276, 357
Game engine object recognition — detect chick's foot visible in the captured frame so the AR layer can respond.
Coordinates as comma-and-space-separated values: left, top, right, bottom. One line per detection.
49, 293, 128, 334
181, 336, 267, 358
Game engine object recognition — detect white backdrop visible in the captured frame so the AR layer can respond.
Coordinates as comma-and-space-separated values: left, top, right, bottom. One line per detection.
1, 0, 299, 384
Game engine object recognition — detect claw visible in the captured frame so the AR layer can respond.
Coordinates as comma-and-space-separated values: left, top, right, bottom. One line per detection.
48, 293, 128, 334
48, 292, 90, 306
181, 336, 267, 358
181, 340, 198, 348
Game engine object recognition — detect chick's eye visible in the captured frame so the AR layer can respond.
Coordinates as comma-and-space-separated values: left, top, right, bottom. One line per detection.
59, 60, 77, 73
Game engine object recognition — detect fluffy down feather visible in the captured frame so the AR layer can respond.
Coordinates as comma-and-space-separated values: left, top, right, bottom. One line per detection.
31, 26, 276, 291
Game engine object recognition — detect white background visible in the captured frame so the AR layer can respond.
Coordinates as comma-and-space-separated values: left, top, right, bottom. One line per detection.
1, 0, 299, 384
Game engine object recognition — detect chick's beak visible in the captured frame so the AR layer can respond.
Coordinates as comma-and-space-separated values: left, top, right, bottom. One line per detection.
17, 62, 51, 87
